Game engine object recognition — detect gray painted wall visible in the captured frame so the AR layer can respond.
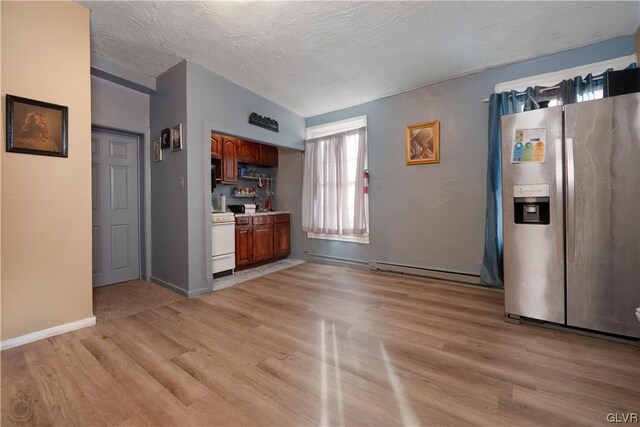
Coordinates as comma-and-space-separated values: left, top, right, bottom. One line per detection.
184, 61, 305, 294
276, 148, 305, 259
91, 75, 150, 127
305, 36, 637, 275
149, 61, 190, 293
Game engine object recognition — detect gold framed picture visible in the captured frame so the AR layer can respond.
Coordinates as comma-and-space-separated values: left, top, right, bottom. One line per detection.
406, 120, 439, 165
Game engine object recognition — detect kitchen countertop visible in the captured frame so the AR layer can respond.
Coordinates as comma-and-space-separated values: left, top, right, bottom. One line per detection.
234, 210, 290, 217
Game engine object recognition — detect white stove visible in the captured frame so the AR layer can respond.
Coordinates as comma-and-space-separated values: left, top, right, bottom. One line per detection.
211, 212, 235, 276
211, 212, 235, 224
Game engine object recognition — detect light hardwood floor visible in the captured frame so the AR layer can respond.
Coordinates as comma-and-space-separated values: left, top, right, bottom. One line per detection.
2, 263, 638, 426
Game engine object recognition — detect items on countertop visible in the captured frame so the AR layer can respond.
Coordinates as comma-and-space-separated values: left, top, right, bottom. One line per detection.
228, 204, 256, 214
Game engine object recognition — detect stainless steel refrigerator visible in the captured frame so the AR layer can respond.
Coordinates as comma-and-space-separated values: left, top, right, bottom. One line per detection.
501, 92, 640, 338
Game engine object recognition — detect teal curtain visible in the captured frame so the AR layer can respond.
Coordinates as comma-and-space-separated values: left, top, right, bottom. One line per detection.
480, 90, 532, 287
480, 63, 637, 288
570, 63, 636, 102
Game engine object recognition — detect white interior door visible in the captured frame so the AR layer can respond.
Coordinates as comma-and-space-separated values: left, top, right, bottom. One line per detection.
92, 130, 140, 287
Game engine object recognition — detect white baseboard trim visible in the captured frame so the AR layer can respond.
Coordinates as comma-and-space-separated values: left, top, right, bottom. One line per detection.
1, 316, 96, 351
369, 260, 483, 286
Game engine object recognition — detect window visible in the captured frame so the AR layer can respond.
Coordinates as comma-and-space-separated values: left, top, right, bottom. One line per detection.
302, 116, 369, 244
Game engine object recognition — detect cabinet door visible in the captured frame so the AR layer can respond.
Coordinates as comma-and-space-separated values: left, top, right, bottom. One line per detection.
237, 140, 260, 164
273, 222, 291, 257
210, 133, 222, 159
259, 144, 279, 167
221, 137, 238, 184
252, 224, 273, 262
235, 226, 252, 266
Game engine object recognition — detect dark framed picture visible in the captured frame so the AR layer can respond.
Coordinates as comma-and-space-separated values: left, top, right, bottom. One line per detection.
6, 94, 68, 157
160, 128, 170, 149
153, 138, 163, 162
171, 124, 183, 151
406, 120, 440, 165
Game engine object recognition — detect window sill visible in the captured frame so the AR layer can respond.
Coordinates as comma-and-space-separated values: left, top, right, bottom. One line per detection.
307, 232, 370, 245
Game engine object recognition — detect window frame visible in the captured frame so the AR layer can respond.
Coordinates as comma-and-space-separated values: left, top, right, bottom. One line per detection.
306, 115, 367, 139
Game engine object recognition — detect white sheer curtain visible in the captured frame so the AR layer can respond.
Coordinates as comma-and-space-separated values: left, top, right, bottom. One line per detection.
302, 127, 368, 236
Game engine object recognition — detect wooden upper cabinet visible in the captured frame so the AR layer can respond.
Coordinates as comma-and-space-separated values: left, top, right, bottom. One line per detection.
259, 144, 279, 167
237, 140, 260, 164
221, 137, 238, 184
210, 133, 222, 159
214, 132, 277, 179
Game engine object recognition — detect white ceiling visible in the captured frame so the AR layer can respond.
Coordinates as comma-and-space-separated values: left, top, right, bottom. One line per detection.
81, 1, 639, 117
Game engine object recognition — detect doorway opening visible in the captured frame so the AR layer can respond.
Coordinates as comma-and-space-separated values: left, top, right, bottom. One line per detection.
91, 127, 178, 321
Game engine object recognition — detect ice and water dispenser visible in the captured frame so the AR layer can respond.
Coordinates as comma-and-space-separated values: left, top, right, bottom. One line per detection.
512, 184, 550, 225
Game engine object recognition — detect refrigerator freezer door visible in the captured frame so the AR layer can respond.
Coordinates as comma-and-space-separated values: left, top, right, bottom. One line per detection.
565, 93, 640, 338
501, 106, 565, 324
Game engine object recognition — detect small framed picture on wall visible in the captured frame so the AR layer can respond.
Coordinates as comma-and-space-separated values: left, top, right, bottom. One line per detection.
406, 120, 440, 165
171, 124, 183, 151
160, 128, 170, 149
153, 138, 163, 162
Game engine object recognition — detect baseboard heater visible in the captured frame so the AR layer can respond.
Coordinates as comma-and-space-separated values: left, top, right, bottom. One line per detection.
369, 260, 482, 285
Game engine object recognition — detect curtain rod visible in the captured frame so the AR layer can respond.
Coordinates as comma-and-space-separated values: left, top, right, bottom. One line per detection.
482, 75, 605, 102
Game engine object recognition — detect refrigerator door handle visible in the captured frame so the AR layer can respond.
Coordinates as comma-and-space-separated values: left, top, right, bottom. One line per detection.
555, 139, 564, 261
566, 137, 575, 262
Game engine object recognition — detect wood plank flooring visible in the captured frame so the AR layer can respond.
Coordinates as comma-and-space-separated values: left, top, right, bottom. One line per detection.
2, 262, 638, 426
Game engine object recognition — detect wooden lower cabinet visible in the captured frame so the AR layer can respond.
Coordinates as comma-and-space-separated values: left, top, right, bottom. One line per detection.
235, 214, 290, 269
273, 222, 291, 257
252, 225, 274, 262
235, 226, 252, 267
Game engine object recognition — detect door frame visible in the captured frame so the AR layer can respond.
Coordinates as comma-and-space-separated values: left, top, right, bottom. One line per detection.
91, 118, 151, 282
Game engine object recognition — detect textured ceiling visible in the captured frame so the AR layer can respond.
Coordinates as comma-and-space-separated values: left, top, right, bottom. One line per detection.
81, 1, 639, 117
